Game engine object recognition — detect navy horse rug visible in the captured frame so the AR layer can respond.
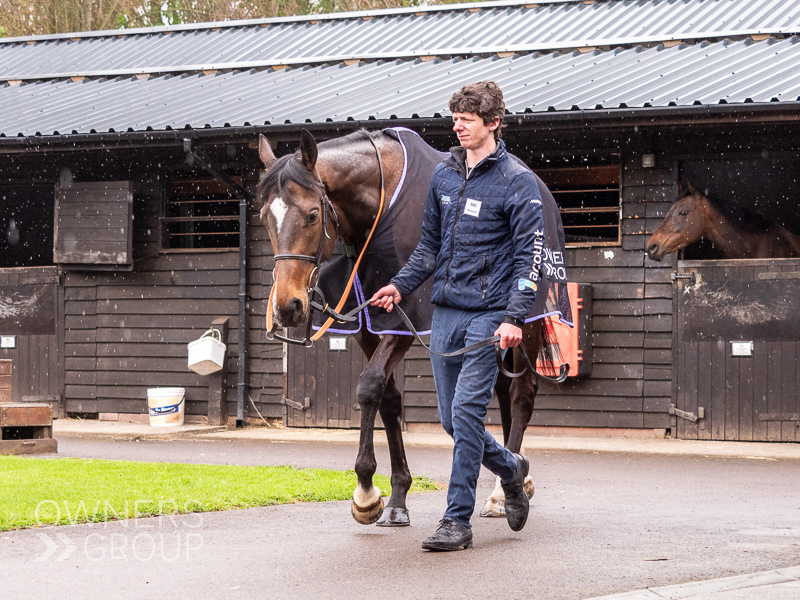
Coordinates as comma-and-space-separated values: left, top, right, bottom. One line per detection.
313, 127, 573, 336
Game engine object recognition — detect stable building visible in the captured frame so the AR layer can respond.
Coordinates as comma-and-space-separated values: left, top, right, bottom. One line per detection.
1, 0, 799, 441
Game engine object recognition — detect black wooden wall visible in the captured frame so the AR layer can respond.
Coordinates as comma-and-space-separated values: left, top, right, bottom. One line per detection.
2, 118, 796, 436
401, 132, 677, 431
62, 176, 283, 420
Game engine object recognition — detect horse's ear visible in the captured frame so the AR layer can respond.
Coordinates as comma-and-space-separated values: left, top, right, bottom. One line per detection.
299, 129, 318, 172
258, 134, 277, 169
677, 181, 686, 194
685, 180, 696, 193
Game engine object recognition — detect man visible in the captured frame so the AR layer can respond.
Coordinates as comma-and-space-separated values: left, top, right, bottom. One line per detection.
371, 81, 545, 551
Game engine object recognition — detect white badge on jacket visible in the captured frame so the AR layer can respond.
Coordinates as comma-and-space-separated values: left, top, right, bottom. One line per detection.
464, 198, 482, 218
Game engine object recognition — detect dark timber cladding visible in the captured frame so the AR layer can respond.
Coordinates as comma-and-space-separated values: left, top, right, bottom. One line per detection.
62, 183, 283, 419
0, 0, 799, 435
401, 125, 673, 431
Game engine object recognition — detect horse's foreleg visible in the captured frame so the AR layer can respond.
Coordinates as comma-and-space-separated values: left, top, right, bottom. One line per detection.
350, 333, 412, 526
375, 371, 414, 527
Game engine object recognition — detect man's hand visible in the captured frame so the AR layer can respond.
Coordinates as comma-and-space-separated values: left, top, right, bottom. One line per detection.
495, 322, 522, 349
370, 284, 402, 313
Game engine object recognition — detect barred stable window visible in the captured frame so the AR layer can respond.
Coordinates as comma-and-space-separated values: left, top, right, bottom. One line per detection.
537, 162, 621, 247
162, 175, 240, 250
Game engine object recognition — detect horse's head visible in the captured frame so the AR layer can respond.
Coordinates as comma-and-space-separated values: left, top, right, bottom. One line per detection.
256, 131, 337, 329
646, 182, 710, 261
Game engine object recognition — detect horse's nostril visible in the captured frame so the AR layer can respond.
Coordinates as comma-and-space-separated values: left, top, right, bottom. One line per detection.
646, 244, 657, 255
277, 297, 306, 327
289, 297, 304, 319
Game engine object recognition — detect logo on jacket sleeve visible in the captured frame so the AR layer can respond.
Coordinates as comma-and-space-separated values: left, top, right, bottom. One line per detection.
464, 198, 482, 218
440, 194, 451, 205
518, 278, 538, 292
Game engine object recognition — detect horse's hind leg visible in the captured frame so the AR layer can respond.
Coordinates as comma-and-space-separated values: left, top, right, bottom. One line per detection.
351, 332, 413, 526
479, 368, 512, 518
480, 327, 541, 518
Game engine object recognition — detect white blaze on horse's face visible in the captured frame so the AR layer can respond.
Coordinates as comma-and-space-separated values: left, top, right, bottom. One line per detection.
270, 196, 289, 235
260, 182, 336, 329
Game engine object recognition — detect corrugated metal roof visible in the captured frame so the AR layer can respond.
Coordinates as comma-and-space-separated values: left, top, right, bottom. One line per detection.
1, 0, 799, 81
2, 35, 799, 138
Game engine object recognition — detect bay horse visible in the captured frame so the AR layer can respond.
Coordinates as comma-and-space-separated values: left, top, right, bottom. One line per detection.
646, 183, 800, 261
256, 129, 556, 527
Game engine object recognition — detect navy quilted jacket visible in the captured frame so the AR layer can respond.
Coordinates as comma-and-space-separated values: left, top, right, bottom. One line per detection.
391, 139, 545, 325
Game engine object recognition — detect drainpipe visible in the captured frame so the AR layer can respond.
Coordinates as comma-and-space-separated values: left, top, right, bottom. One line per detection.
237, 187, 248, 427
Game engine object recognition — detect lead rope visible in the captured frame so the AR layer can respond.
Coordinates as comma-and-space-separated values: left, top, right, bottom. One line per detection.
310, 136, 386, 342
388, 301, 568, 383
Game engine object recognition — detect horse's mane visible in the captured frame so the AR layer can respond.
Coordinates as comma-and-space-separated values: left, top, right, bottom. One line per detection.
256, 129, 382, 208
696, 191, 778, 234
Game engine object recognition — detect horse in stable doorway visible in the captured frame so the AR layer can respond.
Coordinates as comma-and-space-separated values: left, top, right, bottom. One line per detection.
255, 128, 569, 527
646, 182, 800, 261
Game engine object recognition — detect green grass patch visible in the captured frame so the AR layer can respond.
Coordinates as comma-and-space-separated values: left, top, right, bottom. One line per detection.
0, 456, 438, 532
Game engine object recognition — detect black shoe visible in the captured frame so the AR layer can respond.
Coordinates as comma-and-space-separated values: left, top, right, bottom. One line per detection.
501, 453, 530, 532
421, 518, 473, 551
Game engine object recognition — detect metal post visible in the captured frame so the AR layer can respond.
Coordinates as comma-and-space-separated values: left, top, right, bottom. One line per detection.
207, 317, 229, 426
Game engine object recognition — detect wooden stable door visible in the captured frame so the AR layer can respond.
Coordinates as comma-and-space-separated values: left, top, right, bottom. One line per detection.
0, 267, 62, 409
673, 259, 800, 441
285, 335, 396, 429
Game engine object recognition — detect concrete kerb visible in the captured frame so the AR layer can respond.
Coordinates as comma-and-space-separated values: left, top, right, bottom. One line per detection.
51, 419, 800, 460
588, 565, 800, 599
52, 419, 228, 442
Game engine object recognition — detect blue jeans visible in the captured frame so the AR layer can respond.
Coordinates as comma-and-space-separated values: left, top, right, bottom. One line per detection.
430, 305, 518, 528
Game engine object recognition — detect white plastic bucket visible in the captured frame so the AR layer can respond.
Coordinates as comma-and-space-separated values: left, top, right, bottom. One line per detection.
187, 328, 226, 375
147, 387, 185, 427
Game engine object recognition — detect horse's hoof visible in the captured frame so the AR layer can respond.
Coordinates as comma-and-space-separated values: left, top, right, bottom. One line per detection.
351, 486, 384, 525
479, 497, 505, 518
524, 476, 535, 500
376, 506, 410, 527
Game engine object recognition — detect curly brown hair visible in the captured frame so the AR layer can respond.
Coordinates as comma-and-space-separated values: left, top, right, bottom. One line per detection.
448, 81, 506, 140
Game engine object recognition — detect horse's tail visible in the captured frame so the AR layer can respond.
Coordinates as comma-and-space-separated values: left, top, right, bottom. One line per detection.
535, 316, 566, 382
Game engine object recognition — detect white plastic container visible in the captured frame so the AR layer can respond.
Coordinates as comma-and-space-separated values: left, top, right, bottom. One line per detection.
147, 387, 186, 427
187, 328, 226, 375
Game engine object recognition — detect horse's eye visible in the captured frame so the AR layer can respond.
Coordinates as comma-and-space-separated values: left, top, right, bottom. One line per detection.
678, 210, 689, 216
307, 211, 319, 225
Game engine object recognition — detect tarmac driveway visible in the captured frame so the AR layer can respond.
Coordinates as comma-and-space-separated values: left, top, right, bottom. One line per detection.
3, 436, 800, 600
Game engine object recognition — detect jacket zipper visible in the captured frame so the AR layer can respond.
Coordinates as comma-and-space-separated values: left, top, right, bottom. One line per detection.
444, 169, 471, 293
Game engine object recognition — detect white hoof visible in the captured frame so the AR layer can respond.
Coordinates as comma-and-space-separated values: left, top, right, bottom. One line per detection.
480, 476, 507, 518
480, 474, 534, 517
351, 485, 383, 525
524, 475, 535, 499
479, 495, 505, 517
